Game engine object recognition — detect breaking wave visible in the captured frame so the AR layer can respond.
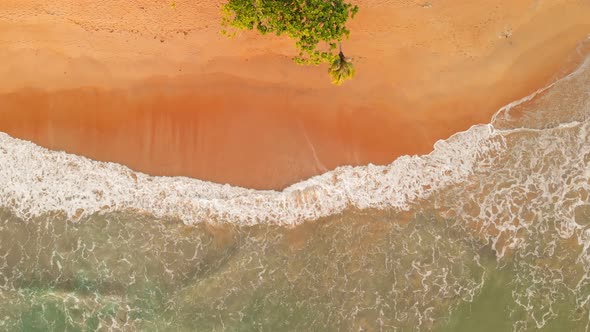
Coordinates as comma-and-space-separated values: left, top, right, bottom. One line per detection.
0, 125, 501, 227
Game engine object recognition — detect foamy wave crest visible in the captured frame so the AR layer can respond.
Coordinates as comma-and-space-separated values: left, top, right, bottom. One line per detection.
0, 123, 502, 226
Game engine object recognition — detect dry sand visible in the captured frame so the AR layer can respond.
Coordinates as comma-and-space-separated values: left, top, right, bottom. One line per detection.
1, 0, 589, 189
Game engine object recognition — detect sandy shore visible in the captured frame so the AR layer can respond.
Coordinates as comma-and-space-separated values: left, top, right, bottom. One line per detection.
1, 0, 589, 189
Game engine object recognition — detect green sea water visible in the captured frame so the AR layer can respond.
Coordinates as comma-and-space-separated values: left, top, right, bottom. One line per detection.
0, 205, 589, 331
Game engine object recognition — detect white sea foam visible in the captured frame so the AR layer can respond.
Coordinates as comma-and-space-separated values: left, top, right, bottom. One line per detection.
420, 54, 590, 330
0, 123, 501, 226
491, 53, 590, 127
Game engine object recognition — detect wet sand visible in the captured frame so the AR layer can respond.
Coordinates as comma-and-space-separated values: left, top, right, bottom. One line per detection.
1, 0, 589, 189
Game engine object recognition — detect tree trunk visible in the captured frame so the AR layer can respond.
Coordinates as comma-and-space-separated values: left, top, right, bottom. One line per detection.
338, 42, 346, 61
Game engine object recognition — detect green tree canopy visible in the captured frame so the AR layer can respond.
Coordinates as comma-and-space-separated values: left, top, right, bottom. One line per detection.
222, 0, 359, 65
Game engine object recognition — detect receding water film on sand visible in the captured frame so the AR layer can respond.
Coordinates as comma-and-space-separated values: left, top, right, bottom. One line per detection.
2, 1, 590, 331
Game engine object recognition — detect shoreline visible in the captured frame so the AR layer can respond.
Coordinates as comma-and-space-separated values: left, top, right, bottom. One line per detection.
0, 52, 588, 225
1, 1, 589, 189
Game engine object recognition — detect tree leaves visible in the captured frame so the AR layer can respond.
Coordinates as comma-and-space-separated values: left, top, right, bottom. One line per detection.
222, 0, 358, 66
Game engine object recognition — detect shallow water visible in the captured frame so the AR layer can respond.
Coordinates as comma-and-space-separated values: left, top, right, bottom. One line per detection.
0, 209, 491, 331
0, 205, 588, 331
1, 53, 590, 332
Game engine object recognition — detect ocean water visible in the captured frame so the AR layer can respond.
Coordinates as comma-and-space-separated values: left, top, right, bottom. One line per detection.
1, 55, 590, 330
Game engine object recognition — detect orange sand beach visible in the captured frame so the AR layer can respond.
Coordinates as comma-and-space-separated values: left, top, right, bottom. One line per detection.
1, 0, 589, 190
